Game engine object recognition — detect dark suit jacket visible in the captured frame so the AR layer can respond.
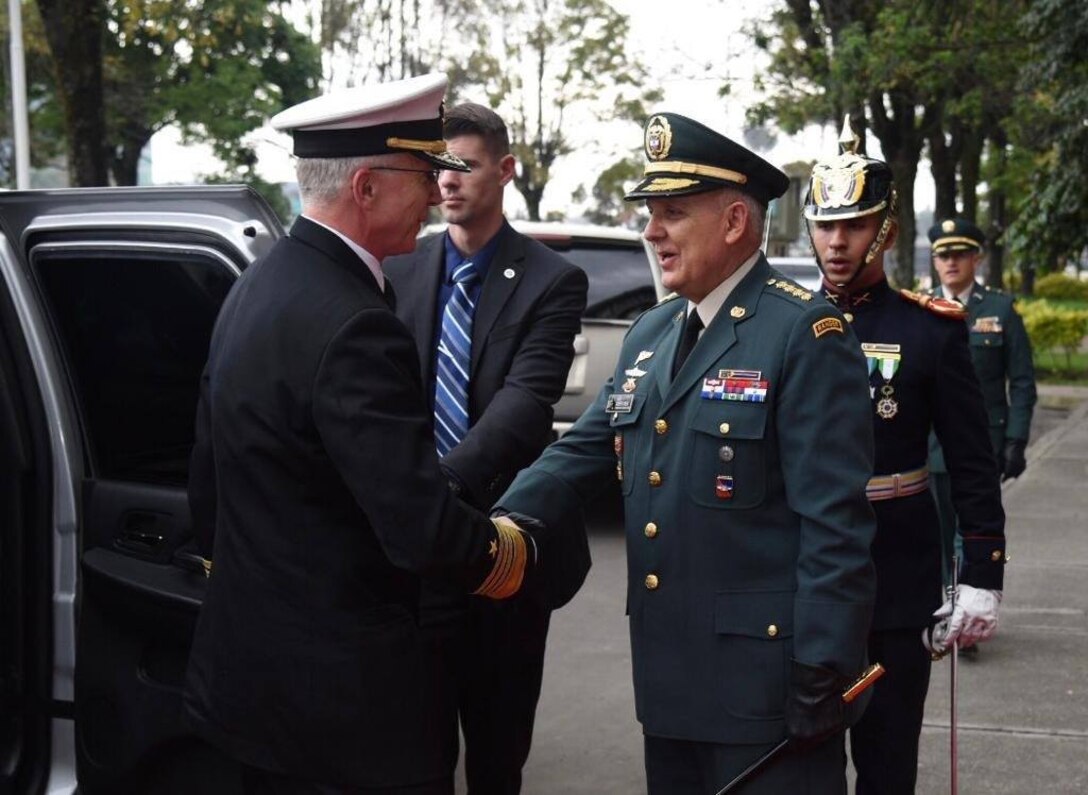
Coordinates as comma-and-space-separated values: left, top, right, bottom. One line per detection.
498, 257, 878, 744
184, 217, 501, 788
386, 223, 590, 610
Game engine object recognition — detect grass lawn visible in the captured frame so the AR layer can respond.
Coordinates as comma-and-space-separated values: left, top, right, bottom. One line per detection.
1035, 349, 1088, 384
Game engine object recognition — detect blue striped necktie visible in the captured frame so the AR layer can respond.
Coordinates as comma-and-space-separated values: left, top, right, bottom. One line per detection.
435, 260, 479, 456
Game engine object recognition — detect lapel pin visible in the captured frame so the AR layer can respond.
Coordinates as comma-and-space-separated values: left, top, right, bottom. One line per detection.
503, 268, 515, 279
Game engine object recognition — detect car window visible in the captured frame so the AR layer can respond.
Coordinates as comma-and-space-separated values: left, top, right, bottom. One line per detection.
33, 249, 233, 485
538, 240, 656, 321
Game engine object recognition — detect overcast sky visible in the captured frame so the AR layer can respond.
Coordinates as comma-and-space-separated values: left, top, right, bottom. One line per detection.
149, 0, 933, 217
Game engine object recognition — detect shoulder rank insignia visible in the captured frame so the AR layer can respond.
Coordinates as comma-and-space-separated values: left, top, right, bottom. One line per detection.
767, 278, 813, 301
898, 288, 967, 320
812, 316, 844, 338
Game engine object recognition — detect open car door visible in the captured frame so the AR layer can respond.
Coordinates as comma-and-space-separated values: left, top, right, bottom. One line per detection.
0, 186, 282, 794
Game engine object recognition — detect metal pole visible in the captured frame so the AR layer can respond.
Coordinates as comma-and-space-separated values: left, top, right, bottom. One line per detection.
950, 554, 959, 795
7, 0, 31, 188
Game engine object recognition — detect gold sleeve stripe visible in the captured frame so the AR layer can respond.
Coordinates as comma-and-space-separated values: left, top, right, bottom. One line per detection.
474, 517, 527, 599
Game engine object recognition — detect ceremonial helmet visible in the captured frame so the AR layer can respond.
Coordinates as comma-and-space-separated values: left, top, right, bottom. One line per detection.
804, 115, 898, 267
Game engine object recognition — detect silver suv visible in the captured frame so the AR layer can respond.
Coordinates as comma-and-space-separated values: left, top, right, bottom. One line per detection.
509, 222, 662, 434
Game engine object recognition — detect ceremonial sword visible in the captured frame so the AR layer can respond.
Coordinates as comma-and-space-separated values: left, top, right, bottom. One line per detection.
949, 554, 959, 795
714, 663, 885, 795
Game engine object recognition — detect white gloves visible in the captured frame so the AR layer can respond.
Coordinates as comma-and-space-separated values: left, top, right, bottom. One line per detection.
922, 584, 1003, 656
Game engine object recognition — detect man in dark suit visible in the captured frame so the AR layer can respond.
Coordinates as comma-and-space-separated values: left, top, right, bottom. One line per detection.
385, 103, 588, 795
806, 120, 1007, 793
183, 75, 539, 795
495, 112, 878, 794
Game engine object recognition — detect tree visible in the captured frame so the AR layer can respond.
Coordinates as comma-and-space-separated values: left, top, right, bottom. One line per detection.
35, 0, 107, 185
747, 1, 950, 287
31, 0, 321, 187
1, 1, 65, 184
1004, 0, 1088, 281
315, 0, 660, 221
573, 154, 645, 228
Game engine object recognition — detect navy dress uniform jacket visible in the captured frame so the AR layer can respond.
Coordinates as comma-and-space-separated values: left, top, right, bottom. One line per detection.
829, 280, 1007, 630
184, 217, 503, 788
927, 282, 1037, 471
386, 225, 590, 610
497, 256, 878, 745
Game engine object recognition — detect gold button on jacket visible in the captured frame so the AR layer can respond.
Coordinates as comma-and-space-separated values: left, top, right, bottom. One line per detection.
655, 419, 668, 434
648, 471, 662, 486
645, 574, 659, 590
644, 522, 658, 538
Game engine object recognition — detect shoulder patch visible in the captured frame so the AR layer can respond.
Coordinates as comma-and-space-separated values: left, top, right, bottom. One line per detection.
657, 292, 682, 305
898, 288, 967, 320
812, 316, 844, 338
766, 278, 814, 303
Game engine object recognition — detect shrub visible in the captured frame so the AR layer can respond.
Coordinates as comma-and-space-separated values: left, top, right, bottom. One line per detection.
1020, 300, 1088, 369
1034, 273, 1088, 301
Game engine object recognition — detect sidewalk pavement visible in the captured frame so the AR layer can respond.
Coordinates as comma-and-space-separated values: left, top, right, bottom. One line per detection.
914, 389, 1088, 793
517, 386, 1088, 794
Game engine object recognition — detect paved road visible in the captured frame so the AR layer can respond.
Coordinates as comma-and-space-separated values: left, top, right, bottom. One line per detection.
457, 393, 1088, 793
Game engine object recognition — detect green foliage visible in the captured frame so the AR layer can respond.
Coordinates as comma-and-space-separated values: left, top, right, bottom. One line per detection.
26, 0, 321, 186
0, 0, 65, 183
1019, 299, 1088, 371
1033, 273, 1088, 301
1005, 0, 1088, 273
575, 154, 645, 228
202, 171, 291, 226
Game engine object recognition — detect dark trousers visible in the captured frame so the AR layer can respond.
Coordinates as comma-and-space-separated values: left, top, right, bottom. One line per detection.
850, 628, 933, 795
446, 597, 551, 795
644, 733, 847, 795
240, 764, 452, 794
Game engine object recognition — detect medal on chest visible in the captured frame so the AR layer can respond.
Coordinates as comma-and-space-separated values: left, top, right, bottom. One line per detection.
861, 343, 902, 420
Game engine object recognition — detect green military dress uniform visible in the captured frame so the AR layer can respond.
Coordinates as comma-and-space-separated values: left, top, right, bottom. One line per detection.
926, 218, 1037, 572
498, 260, 877, 788
928, 282, 1037, 467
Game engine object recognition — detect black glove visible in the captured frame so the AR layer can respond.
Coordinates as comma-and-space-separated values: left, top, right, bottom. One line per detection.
786, 660, 849, 752
1002, 438, 1027, 480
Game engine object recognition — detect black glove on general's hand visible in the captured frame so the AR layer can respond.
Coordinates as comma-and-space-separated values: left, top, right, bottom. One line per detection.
786, 659, 849, 752
1002, 438, 1027, 480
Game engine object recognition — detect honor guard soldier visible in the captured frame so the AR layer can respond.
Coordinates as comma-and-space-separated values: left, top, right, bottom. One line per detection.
926, 218, 1037, 607
495, 112, 879, 794
183, 74, 541, 794
804, 119, 1007, 794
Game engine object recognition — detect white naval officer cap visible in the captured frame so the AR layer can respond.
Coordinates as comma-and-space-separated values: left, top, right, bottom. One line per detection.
270, 72, 470, 172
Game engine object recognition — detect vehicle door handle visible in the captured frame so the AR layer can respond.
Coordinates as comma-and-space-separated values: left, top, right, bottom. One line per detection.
117, 529, 165, 549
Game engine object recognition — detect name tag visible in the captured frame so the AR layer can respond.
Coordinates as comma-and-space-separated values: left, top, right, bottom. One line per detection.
605, 394, 635, 413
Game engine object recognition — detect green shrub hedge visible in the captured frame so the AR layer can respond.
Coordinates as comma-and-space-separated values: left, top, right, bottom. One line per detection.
1034, 273, 1088, 301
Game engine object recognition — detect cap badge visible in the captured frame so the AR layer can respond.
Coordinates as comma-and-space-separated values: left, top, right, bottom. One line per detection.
811, 155, 867, 209
942, 219, 956, 233
645, 115, 673, 161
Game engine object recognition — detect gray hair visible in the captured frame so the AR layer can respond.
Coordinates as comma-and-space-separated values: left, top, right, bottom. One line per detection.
719, 187, 766, 234
296, 153, 401, 208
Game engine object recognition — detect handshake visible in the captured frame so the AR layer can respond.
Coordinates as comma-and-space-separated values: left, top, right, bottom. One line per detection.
471, 511, 546, 600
